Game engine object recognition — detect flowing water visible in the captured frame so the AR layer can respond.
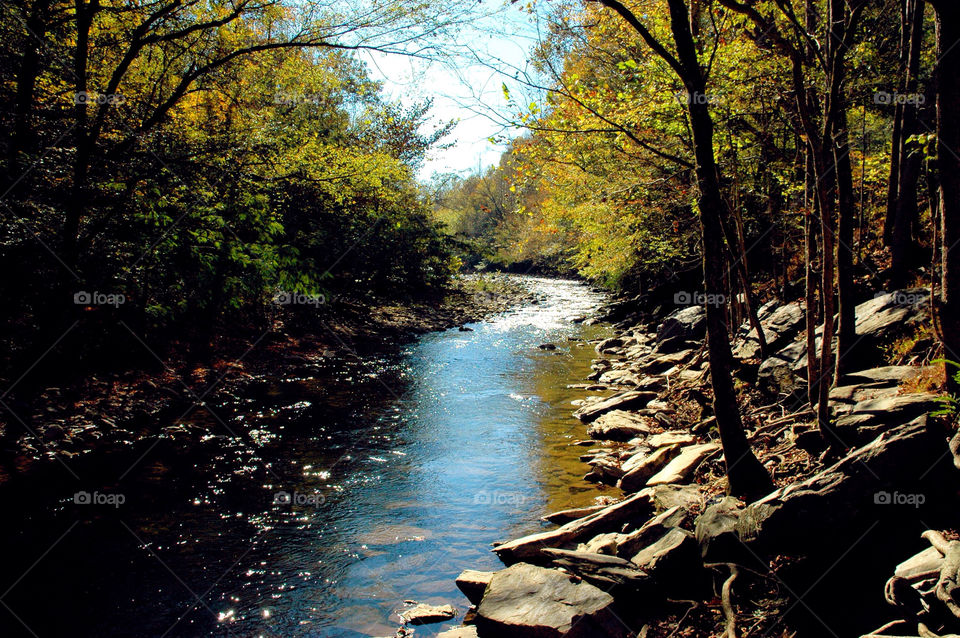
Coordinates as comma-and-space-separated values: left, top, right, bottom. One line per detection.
0, 276, 612, 637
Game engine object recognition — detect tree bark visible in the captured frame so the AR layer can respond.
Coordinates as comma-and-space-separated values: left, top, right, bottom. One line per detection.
929, 0, 960, 395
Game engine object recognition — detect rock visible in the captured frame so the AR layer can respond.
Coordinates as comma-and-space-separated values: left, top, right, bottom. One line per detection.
616, 505, 691, 558
646, 443, 720, 486
695, 497, 748, 564
646, 432, 697, 448
475, 563, 629, 638
575, 391, 659, 423
401, 603, 456, 625
542, 504, 609, 525
542, 548, 654, 595
631, 528, 704, 594
587, 454, 627, 485
597, 369, 641, 386
578, 532, 622, 555
638, 349, 695, 375
733, 301, 805, 360
833, 393, 942, 447
493, 491, 653, 564
657, 306, 706, 345
830, 366, 926, 414
456, 570, 493, 605
645, 484, 704, 512
595, 337, 625, 354
856, 288, 929, 339
737, 416, 952, 557
458, 326, 473, 332
618, 445, 682, 493
538, 343, 558, 350
435, 627, 479, 638
586, 410, 659, 440
757, 339, 807, 396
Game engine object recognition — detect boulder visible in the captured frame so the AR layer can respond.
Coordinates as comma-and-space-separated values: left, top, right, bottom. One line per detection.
856, 288, 929, 339
646, 432, 697, 448
586, 410, 659, 440
736, 416, 951, 557
493, 491, 653, 564
575, 391, 659, 423
475, 563, 630, 638
595, 337, 625, 355
733, 300, 805, 360
618, 445, 682, 493
616, 505, 690, 558
631, 528, 704, 594
757, 339, 807, 396
657, 306, 707, 344
542, 504, 609, 525
401, 603, 456, 625
435, 627, 479, 638
646, 443, 720, 486
456, 570, 493, 605
833, 393, 942, 447
695, 496, 748, 564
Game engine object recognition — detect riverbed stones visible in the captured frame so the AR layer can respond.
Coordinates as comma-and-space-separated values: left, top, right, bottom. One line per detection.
456, 570, 493, 605
631, 528, 704, 595
732, 300, 805, 360
657, 306, 706, 344
586, 409, 659, 440
475, 563, 629, 638
618, 445, 682, 493
646, 443, 720, 486
736, 416, 951, 557
401, 603, 456, 624
493, 490, 654, 564
435, 627, 479, 638
574, 391, 659, 423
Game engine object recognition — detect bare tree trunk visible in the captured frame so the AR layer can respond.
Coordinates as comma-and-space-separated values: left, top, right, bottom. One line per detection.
929, 0, 960, 395
889, 0, 927, 285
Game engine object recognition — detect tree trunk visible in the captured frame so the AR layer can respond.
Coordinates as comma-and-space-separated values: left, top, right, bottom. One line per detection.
889, 0, 927, 285
834, 108, 858, 378
930, 0, 960, 395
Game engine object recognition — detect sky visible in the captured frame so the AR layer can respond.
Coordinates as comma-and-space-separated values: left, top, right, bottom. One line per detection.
360, 3, 545, 181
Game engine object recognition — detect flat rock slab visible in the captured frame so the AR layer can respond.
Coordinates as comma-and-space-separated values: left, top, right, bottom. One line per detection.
493, 491, 653, 564
587, 410, 660, 440
646, 432, 697, 448
575, 391, 658, 423
646, 443, 720, 486
401, 603, 456, 625
737, 416, 950, 557
435, 627, 479, 638
475, 563, 630, 638
619, 445, 681, 493
456, 570, 493, 605
733, 300, 804, 360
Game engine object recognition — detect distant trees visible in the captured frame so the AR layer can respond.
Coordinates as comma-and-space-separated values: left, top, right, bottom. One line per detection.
0, 0, 461, 364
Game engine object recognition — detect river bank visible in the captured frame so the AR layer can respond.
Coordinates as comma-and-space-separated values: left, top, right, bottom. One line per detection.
0, 276, 617, 638
423, 287, 959, 638
0, 273, 536, 481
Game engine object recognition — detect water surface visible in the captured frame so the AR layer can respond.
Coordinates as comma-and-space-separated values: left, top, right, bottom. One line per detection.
1, 276, 611, 637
